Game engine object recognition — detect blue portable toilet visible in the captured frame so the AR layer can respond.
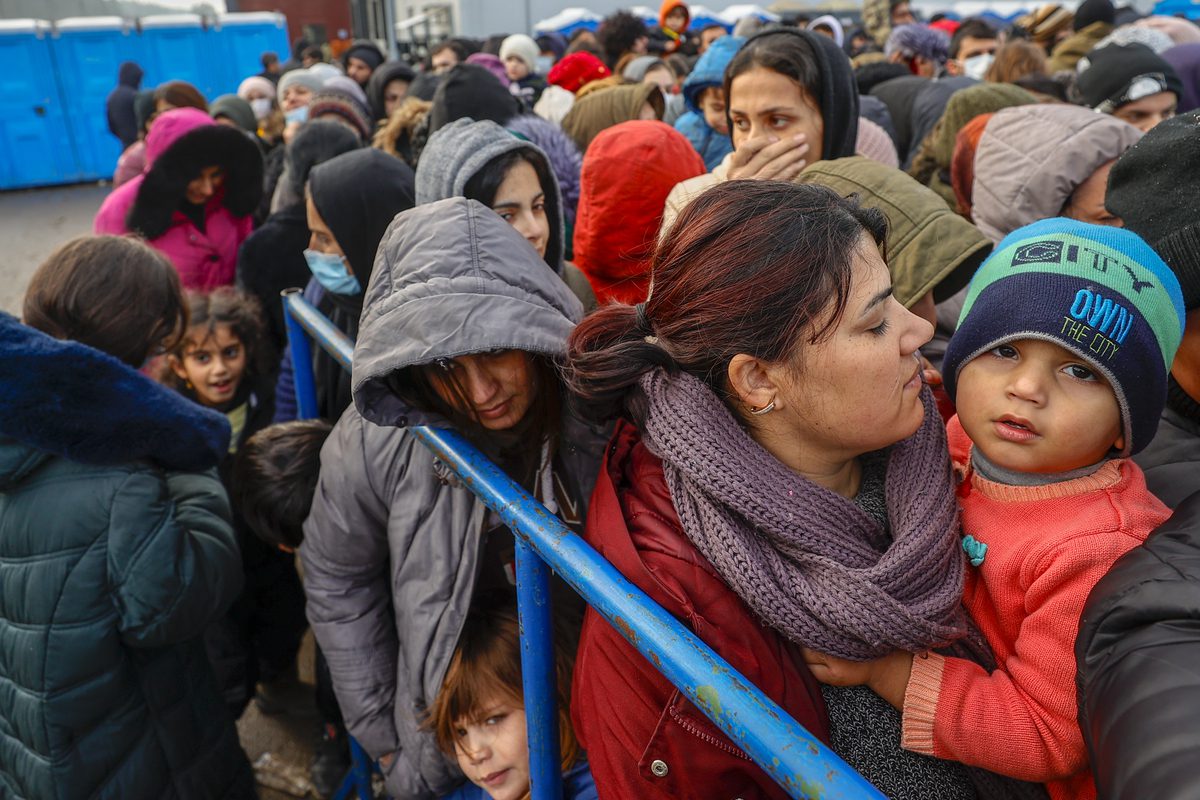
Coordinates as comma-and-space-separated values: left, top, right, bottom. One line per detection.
212, 12, 289, 97
0, 19, 79, 189
139, 14, 211, 98
49, 16, 139, 182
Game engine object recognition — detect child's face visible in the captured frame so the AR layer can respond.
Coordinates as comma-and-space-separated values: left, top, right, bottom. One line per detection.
666, 8, 688, 32
453, 697, 529, 800
698, 87, 728, 135
171, 323, 247, 408
955, 338, 1124, 473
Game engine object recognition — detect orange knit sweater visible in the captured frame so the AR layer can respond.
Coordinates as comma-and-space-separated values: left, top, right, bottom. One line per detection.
900, 415, 1171, 800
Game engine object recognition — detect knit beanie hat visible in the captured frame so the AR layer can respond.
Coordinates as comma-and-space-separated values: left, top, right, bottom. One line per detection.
343, 41, 385, 71
428, 63, 522, 135
237, 75, 276, 102
1074, 0, 1115, 32
500, 34, 540, 73
548, 52, 611, 93
1106, 110, 1200, 311
308, 89, 373, 141
944, 218, 1186, 456
278, 68, 325, 100
1077, 43, 1184, 111
1163, 42, 1200, 112
737, 28, 861, 159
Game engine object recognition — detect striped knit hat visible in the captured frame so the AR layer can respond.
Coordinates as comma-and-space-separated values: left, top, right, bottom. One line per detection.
944, 218, 1185, 456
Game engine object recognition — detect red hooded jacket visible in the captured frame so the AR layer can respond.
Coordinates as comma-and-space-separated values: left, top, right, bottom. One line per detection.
572, 419, 830, 799
572, 121, 705, 306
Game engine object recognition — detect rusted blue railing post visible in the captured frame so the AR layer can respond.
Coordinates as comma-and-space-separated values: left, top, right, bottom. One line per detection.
515, 539, 564, 800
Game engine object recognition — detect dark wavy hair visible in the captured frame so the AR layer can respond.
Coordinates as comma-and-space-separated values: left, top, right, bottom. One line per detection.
598, 10, 649, 69
166, 287, 271, 388
565, 180, 888, 424
232, 419, 333, 550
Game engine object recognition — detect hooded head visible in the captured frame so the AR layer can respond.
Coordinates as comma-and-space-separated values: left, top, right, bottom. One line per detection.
416, 118, 567, 271
127, 107, 263, 239
1074, 0, 1116, 31
659, 0, 690, 33
210, 94, 258, 134
366, 60, 418, 120
428, 64, 523, 135
727, 28, 861, 161
307, 148, 416, 288
351, 197, 583, 428
682, 34, 745, 113
560, 83, 665, 152
573, 120, 705, 305
342, 41, 386, 75
284, 119, 362, 201
118, 61, 143, 89
971, 104, 1143, 242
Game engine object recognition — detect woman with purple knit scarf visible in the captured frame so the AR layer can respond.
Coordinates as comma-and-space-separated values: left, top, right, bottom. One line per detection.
564, 180, 1046, 800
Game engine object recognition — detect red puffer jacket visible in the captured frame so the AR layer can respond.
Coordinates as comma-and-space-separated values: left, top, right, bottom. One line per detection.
571, 419, 829, 799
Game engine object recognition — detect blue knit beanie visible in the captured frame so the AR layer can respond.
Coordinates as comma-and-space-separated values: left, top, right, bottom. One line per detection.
943, 218, 1185, 456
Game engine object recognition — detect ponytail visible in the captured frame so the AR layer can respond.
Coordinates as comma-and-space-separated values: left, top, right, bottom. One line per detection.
565, 302, 678, 424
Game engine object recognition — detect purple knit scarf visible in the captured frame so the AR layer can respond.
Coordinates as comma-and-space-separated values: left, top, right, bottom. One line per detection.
637, 369, 972, 661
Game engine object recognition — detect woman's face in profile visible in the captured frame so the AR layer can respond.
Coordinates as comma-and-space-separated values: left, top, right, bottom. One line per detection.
771, 236, 933, 459
729, 67, 825, 163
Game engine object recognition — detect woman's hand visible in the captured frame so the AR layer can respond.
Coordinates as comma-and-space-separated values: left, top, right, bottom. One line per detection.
727, 134, 811, 182
801, 648, 915, 710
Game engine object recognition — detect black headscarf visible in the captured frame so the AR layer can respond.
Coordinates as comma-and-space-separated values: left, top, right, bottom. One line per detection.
307, 149, 416, 417
367, 60, 418, 120
428, 63, 523, 134
738, 27, 860, 160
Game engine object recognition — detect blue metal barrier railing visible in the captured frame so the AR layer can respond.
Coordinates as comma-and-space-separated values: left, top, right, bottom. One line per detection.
283, 289, 885, 800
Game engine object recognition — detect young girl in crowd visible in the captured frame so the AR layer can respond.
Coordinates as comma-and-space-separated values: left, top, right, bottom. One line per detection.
430, 599, 597, 800
804, 218, 1186, 800
165, 287, 307, 720
0, 235, 252, 799
415, 117, 595, 309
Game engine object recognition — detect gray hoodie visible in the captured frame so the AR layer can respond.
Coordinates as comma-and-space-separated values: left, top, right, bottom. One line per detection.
300, 198, 607, 799
416, 117, 565, 270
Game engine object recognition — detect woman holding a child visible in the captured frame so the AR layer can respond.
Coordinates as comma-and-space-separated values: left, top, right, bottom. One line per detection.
565, 179, 1184, 799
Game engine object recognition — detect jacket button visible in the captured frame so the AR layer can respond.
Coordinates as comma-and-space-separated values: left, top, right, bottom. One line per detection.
650, 759, 669, 778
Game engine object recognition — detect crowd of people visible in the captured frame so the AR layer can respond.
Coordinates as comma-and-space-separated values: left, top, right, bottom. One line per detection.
3, 0, 1200, 797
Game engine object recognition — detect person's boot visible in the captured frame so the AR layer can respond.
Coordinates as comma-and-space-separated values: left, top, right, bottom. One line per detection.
310, 721, 351, 799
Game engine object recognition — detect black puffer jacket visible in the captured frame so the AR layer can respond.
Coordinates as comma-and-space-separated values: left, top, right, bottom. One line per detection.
1076, 490, 1200, 799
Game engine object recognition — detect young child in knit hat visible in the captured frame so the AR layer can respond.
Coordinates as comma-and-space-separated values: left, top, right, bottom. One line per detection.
803, 217, 1186, 800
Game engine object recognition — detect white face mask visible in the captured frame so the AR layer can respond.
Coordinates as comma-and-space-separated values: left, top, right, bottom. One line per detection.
961, 52, 994, 81
250, 97, 272, 120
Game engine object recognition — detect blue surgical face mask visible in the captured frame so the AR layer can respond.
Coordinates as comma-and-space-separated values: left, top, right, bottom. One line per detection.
284, 105, 310, 125
304, 249, 361, 295
535, 55, 555, 75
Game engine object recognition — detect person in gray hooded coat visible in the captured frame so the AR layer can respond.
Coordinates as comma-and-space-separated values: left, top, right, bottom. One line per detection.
300, 196, 610, 799
415, 117, 596, 309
